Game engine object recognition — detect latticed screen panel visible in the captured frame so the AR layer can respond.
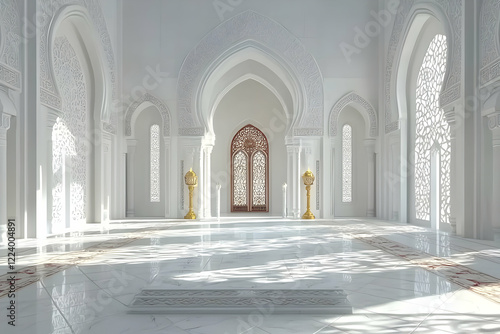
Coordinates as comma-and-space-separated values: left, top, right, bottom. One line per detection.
232, 151, 248, 211
342, 124, 352, 203
231, 125, 269, 212
251, 151, 267, 211
414, 34, 450, 225
150, 124, 160, 202
52, 36, 88, 229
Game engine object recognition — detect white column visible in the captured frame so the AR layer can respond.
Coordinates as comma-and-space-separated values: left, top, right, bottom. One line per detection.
216, 183, 221, 221
444, 108, 457, 234
364, 138, 376, 217
287, 145, 301, 218
196, 146, 204, 219
203, 145, 213, 218
126, 139, 137, 217
164, 137, 171, 218
0, 113, 11, 247
489, 114, 500, 241
45, 111, 60, 234
282, 183, 287, 218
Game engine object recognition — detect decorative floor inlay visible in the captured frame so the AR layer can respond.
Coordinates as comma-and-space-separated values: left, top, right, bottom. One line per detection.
129, 289, 353, 314
357, 235, 500, 304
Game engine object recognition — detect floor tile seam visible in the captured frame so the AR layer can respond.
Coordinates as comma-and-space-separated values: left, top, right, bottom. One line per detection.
354, 235, 500, 304
0, 227, 170, 299
39, 280, 77, 334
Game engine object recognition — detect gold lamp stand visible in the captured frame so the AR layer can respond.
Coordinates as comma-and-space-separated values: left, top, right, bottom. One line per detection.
184, 168, 198, 219
302, 169, 315, 219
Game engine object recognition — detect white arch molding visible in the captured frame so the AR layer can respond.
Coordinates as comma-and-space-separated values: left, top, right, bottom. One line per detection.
385, 0, 462, 133
40, 0, 117, 133
125, 93, 171, 137
0, 0, 21, 91
177, 10, 324, 137
479, 0, 500, 86
329, 92, 378, 138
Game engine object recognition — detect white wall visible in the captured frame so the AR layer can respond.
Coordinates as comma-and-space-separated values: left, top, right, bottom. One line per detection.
211, 79, 287, 216
133, 106, 165, 217
121, 0, 380, 107
334, 105, 368, 217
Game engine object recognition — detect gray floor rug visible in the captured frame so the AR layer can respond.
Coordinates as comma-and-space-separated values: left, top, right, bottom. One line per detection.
128, 289, 352, 314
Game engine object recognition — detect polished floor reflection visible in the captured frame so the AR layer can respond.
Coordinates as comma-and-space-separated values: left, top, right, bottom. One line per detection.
1, 218, 500, 333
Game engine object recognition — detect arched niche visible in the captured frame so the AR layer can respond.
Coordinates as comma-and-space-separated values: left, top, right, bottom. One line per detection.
124, 94, 172, 218
48, 5, 113, 127
329, 91, 378, 138
385, 2, 458, 133
177, 10, 323, 137
40, 0, 117, 131
125, 93, 171, 138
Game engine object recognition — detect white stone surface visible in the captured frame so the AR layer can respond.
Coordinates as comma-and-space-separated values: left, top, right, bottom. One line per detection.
2, 219, 500, 333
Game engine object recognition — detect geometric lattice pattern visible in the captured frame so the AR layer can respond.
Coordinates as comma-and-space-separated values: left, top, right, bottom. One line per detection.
414, 34, 451, 225
252, 151, 267, 207
231, 124, 269, 212
51, 36, 88, 231
342, 124, 353, 203
232, 151, 248, 207
150, 124, 160, 202
129, 289, 352, 314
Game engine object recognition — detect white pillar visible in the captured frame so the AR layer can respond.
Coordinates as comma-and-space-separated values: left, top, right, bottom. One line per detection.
0, 113, 11, 247
489, 113, 500, 241
287, 145, 301, 218
216, 183, 221, 221
444, 108, 457, 234
45, 111, 60, 234
126, 139, 137, 217
364, 138, 376, 217
164, 137, 171, 218
282, 182, 287, 218
203, 145, 213, 218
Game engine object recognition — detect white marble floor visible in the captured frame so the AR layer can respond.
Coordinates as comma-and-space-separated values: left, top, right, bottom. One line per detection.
1, 218, 500, 333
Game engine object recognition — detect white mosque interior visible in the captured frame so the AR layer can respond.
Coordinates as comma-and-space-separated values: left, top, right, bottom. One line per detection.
1, 0, 500, 333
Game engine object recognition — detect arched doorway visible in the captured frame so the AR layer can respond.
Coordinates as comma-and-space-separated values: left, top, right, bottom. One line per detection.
231, 124, 269, 212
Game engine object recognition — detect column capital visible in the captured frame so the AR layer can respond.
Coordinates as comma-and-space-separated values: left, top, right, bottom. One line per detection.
488, 113, 500, 130
286, 145, 301, 154
47, 110, 61, 129
443, 106, 456, 127
0, 113, 11, 131
0, 113, 11, 143
202, 144, 214, 155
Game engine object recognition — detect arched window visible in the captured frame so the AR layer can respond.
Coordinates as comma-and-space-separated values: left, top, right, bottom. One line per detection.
414, 34, 450, 224
150, 124, 160, 202
231, 125, 269, 212
342, 124, 353, 203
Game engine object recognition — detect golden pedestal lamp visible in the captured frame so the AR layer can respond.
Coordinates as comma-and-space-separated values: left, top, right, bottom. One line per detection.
302, 169, 315, 219
184, 168, 198, 219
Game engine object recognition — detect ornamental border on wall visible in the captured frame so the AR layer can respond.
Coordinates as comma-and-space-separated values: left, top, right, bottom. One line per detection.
479, 0, 500, 86
177, 11, 324, 136
384, 0, 463, 133
38, 0, 117, 134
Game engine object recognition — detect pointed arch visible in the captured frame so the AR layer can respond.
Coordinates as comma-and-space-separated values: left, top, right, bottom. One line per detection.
385, 1, 460, 133
177, 10, 323, 136
41, 0, 117, 118
329, 92, 378, 138
125, 93, 171, 138
231, 124, 269, 212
